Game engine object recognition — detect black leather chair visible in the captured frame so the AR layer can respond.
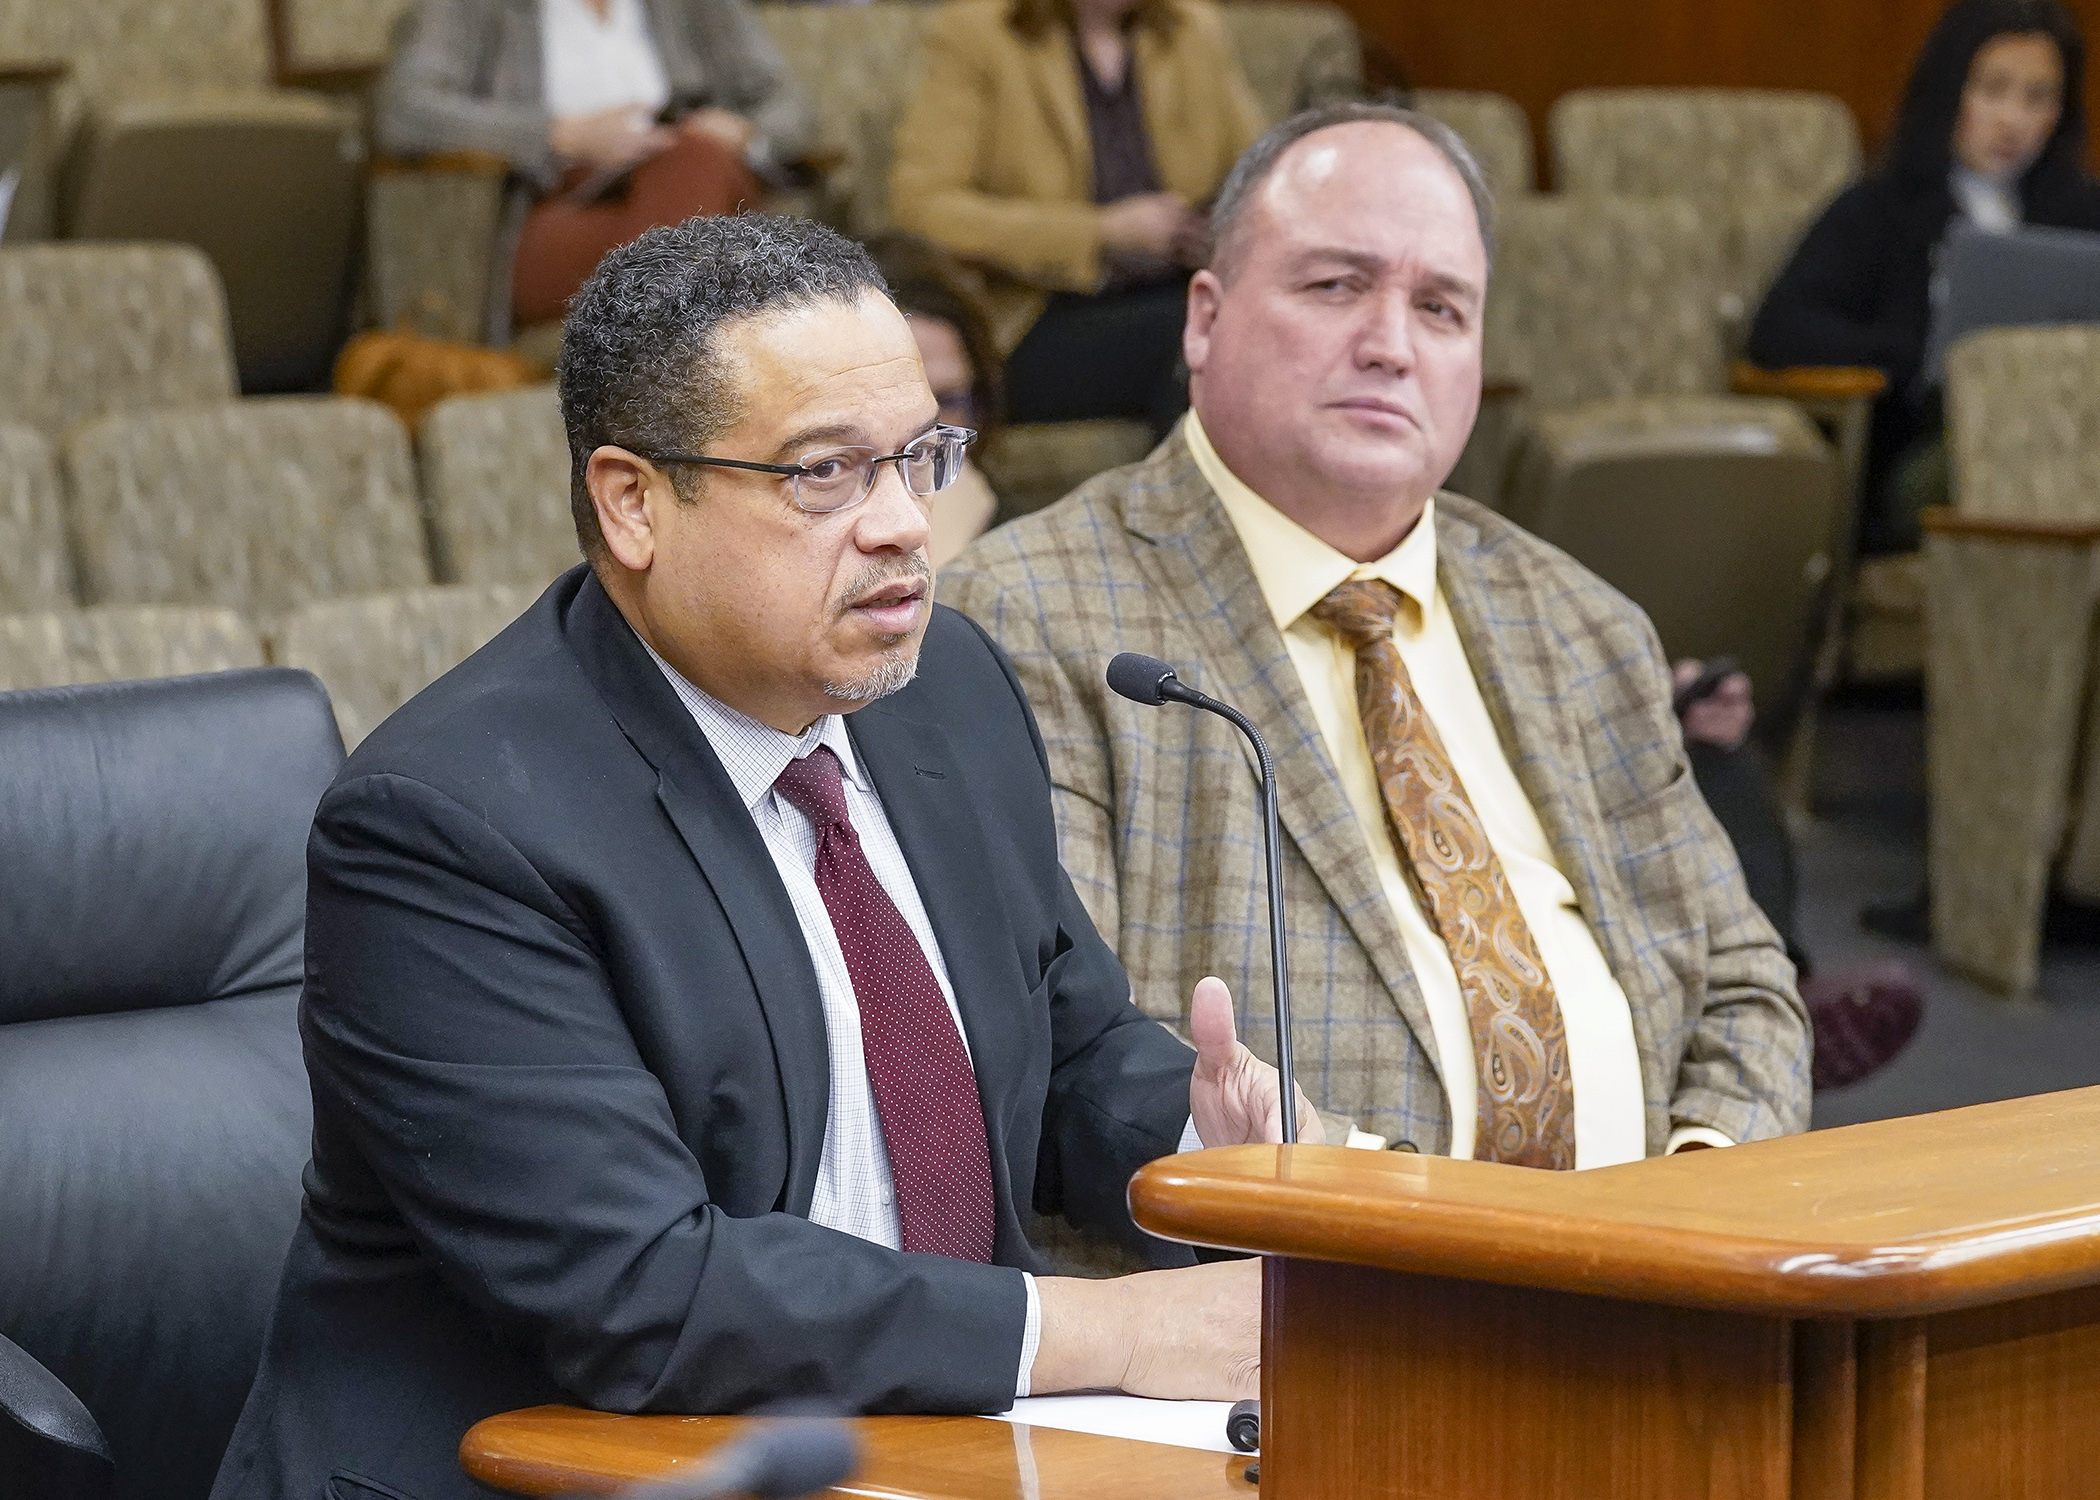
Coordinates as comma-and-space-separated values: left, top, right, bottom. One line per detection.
0, 669, 343, 1500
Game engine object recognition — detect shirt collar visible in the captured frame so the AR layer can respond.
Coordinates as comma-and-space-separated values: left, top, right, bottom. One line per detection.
1182, 410, 1438, 633
637, 633, 869, 811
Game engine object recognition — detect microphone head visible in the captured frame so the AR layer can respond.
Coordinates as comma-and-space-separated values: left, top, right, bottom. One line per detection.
1106, 652, 1179, 707
738, 1419, 859, 1499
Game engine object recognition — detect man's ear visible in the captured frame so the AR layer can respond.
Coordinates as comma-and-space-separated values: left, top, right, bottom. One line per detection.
1183, 269, 1224, 377
587, 446, 661, 573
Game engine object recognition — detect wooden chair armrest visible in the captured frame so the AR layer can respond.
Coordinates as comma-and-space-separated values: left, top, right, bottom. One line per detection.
1482, 378, 1524, 402
368, 149, 511, 178
0, 60, 67, 85
276, 62, 382, 94
1729, 361, 1889, 402
1922, 507, 2100, 545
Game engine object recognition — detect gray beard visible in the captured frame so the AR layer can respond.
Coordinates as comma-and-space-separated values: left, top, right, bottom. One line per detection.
821, 650, 918, 704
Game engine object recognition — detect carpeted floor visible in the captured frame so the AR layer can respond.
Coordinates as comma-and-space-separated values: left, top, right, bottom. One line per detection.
1794, 692, 2100, 1130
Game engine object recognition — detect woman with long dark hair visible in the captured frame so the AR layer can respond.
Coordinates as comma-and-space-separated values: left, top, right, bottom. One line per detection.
1747, 0, 2100, 554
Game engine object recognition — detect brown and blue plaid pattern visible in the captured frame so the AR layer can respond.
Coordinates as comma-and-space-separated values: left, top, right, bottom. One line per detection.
940, 431, 1810, 1155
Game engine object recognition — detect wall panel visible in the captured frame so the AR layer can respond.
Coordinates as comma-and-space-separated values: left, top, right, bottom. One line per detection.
1340, 0, 2100, 181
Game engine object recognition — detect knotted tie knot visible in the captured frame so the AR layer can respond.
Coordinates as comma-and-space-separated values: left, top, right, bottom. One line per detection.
773, 745, 853, 834
1309, 579, 1404, 653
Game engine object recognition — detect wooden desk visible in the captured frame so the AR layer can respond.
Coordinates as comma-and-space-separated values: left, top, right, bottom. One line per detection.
1131, 1087, 2100, 1500
462, 1406, 1254, 1499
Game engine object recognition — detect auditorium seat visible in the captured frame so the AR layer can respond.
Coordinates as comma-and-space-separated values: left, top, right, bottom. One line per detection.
977, 418, 1158, 526
63, 395, 429, 619
0, 606, 263, 691
276, 582, 537, 746
1503, 394, 1838, 706
65, 93, 363, 391
1485, 196, 1843, 723
0, 244, 237, 435
0, 423, 74, 611
0, 668, 343, 1500
1549, 87, 1859, 203
1924, 326, 2100, 996
0, 0, 365, 391
417, 384, 576, 584
1411, 89, 1534, 197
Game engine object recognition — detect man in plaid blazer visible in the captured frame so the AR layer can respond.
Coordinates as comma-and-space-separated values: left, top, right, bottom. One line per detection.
941, 104, 1810, 1158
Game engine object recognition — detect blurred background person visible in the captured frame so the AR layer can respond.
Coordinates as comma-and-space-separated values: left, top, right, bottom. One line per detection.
1748, 0, 2100, 556
890, 0, 1261, 438
377, 0, 812, 338
866, 233, 1006, 566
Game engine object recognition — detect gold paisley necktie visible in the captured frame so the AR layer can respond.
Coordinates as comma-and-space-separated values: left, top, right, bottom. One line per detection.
1310, 579, 1576, 1171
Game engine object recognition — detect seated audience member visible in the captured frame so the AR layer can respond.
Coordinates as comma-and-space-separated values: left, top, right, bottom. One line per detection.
943, 105, 1812, 1163
890, 0, 1262, 437
1672, 661, 1922, 1090
210, 216, 1309, 1500
1747, 0, 2100, 555
866, 232, 1006, 566
376, 0, 812, 334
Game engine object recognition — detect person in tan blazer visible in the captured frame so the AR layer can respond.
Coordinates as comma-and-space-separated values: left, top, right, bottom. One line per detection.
890, 0, 1262, 435
941, 104, 1811, 1163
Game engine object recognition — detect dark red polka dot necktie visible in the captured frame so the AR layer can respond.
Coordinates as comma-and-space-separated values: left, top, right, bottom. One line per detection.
773, 746, 996, 1261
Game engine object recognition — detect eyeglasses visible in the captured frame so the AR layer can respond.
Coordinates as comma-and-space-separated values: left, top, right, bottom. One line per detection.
639, 424, 977, 515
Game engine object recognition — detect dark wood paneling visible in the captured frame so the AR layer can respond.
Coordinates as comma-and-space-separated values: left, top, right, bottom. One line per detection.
1923, 1282, 2100, 1500
1333, 0, 2100, 179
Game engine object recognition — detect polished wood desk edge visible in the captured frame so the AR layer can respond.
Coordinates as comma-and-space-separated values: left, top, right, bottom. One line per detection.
1131, 1089, 2100, 1318
1921, 506, 2100, 545
461, 1407, 1252, 1500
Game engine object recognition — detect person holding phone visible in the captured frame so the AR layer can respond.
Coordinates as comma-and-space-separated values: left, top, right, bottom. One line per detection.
376, 0, 812, 338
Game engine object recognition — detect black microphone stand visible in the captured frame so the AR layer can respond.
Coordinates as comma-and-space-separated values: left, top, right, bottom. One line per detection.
1106, 653, 1298, 1144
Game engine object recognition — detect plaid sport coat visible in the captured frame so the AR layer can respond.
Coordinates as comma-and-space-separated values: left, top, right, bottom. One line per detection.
940, 431, 1811, 1155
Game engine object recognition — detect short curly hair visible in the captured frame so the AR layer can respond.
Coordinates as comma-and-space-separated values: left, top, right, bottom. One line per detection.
556, 214, 888, 561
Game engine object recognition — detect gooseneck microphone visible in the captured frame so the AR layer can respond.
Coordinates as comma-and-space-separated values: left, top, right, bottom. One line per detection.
604, 1418, 859, 1500
1106, 653, 1300, 1145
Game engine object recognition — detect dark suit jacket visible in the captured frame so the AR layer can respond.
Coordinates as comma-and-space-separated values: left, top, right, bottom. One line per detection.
210, 568, 1196, 1500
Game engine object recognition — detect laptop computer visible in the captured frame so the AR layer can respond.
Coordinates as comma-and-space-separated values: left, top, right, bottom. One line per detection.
1924, 219, 2100, 385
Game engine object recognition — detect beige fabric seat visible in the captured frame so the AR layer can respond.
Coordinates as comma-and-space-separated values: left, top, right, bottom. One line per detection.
1549, 88, 1861, 350
1504, 396, 1838, 702
1411, 90, 1533, 197
65, 92, 363, 390
0, 605, 263, 691
276, 584, 538, 746
0, 0, 365, 390
0, 423, 73, 611
64, 395, 429, 620
1482, 197, 1841, 717
978, 420, 1159, 526
418, 384, 578, 586
0, 243, 237, 434
1923, 326, 2100, 995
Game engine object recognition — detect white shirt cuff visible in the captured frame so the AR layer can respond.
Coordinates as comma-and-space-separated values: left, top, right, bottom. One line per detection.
1015, 1272, 1042, 1398
1668, 1125, 1736, 1154
1177, 1115, 1204, 1153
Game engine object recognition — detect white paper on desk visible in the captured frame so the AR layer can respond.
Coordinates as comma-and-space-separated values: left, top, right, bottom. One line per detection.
984, 1395, 1240, 1453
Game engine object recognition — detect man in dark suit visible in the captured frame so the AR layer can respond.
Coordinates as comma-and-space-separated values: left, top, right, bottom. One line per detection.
211, 214, 1306, 1500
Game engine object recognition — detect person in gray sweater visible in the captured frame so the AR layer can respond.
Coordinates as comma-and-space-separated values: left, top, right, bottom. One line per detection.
376, 0, 812, 336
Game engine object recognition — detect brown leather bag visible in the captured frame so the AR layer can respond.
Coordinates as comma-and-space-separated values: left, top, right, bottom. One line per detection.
333, 325, 541, 435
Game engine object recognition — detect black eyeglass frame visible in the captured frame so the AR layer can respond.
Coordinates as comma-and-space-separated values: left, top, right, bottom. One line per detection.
636, 423, 977, 514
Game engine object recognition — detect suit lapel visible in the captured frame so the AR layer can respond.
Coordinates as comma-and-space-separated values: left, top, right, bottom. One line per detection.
844, 700, 1031, 1253
1120, 440, 1448, 1086
561, 575, 831, 1214
1434, 510, 1659, 1067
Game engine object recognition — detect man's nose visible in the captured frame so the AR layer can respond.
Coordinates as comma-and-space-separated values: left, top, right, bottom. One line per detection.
1356, 291, 1417, 374
854, 458, 933, 554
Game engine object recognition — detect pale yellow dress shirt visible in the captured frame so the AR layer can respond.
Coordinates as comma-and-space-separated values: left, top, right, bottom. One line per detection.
1185, 413, 1727, 1165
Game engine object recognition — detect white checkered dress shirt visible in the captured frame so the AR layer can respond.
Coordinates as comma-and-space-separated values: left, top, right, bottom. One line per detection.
644, 644, 1042, 1395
